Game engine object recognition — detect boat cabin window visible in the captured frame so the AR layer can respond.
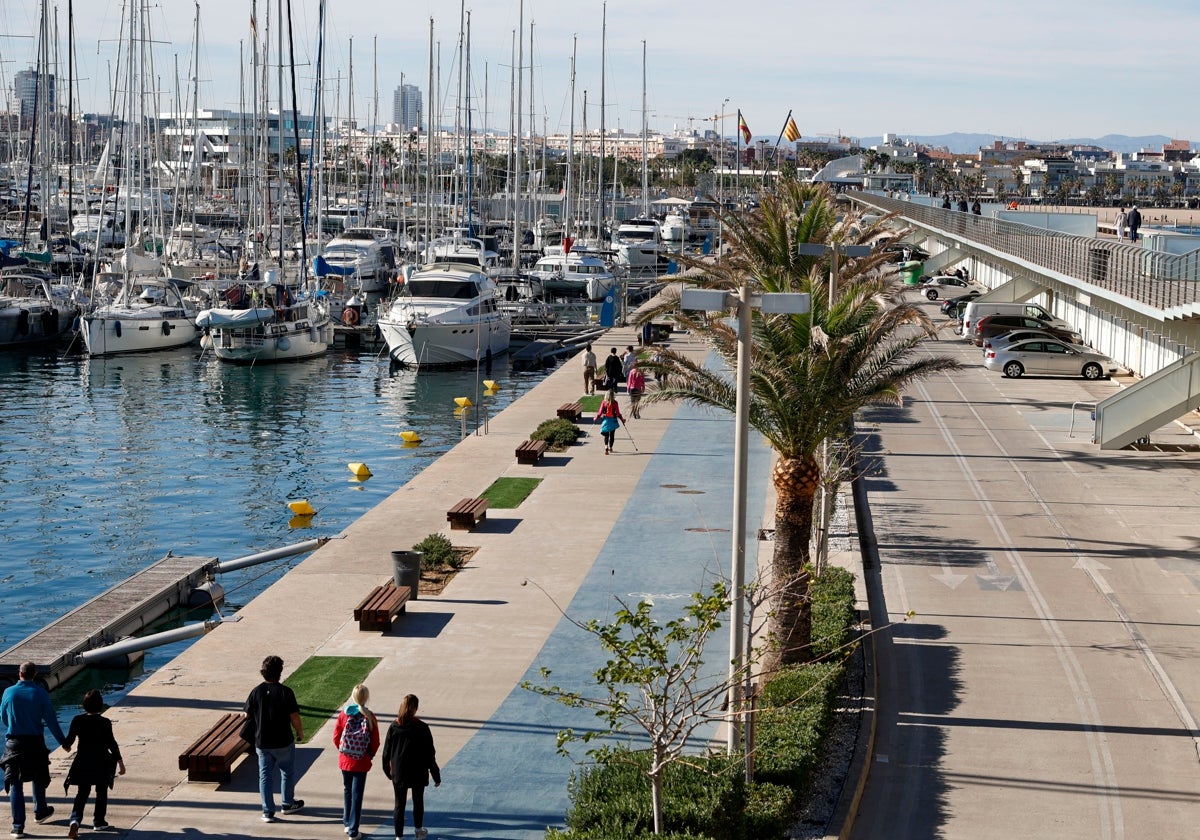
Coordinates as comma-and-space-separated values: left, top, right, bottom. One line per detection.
406, 279, 480, 299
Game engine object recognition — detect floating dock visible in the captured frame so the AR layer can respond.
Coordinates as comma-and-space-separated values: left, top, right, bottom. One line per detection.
0, 554, 218, 690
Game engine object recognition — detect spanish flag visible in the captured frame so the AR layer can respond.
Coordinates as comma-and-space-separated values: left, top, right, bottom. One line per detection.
784, 117, 801, 142
738, 112, 752, 144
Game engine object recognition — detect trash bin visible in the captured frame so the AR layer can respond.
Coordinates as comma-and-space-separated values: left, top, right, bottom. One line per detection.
391, 550, 422, 600
900, 260, 924, 286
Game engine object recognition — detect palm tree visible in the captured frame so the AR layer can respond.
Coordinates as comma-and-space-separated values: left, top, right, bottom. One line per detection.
639, 182, 958, 670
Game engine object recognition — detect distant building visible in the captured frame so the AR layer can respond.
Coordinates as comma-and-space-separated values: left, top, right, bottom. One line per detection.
392, 84, 422, 132
13, 67, 54, 122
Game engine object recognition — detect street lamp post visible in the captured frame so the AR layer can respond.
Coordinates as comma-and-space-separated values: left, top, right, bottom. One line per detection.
680, 283, 810, 759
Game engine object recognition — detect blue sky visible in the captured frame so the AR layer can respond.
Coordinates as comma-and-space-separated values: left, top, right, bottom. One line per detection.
2, 0, 1196, 144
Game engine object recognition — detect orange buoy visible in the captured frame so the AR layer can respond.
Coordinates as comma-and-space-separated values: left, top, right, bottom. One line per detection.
342, 307, 360, 326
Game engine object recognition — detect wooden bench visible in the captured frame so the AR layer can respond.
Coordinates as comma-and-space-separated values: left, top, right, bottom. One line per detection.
515, 439, 548, 465
178, 712, 251, 783
447, 496, 489, 530
557, 401, 583, 421
354, 581, 411, 631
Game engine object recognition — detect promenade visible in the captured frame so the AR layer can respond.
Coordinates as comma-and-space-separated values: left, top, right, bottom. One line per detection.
44, 325, 779, 840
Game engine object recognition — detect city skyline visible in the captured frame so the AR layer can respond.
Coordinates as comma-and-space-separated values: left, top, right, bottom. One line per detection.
1, 0, 1197, 143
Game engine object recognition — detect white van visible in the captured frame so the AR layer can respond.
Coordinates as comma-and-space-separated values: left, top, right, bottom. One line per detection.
961, 301, 1074, 336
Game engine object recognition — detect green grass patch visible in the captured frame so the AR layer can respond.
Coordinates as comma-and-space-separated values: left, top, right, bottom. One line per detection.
481, 476, 542, 508
579, 395, 602, 412
284, 656, 380, 743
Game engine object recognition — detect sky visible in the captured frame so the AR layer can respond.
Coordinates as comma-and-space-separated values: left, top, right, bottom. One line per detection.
2, 0, 1197, 145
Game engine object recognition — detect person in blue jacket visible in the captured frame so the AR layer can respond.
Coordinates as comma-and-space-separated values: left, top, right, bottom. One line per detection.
0, 661, 67, 838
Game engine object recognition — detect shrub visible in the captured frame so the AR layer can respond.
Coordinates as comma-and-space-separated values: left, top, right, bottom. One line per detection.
532, 417, 583, 449
413, 533, 455, 569
742, 782, 796, 839
810, 566, 857, 658
562, 750, 744, 839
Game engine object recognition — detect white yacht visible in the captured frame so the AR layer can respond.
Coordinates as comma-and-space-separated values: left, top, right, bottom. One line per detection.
81, 273, 200, 356
315, 227, 398, 293
421, 235, 500, 272
529, 249, 617, 301
661, 209, 691, 242
377, 262, 509, 367
611, 217, 667, 271
197, 271, 333, 364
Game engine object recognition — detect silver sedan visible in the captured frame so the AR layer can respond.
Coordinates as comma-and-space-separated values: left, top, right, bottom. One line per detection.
919, 275, 976, 300
983, 339, 1118, 380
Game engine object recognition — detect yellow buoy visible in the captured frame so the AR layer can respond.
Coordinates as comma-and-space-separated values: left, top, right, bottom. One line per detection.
483, 380, 498, 390
288, 514, 314, 529
347, 462, 372, 478
454, 396, 473, 408
400, 430, 422, 443
288, 499, 316, 516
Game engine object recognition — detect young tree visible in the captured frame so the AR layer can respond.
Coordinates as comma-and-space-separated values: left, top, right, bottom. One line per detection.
522, 583, 742, 835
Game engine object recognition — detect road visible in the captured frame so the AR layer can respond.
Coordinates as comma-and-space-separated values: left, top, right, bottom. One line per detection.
849, 321, 1200, 839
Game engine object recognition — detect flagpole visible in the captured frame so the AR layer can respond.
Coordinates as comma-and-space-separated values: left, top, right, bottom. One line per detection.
768, 109, 794, 187
736, 109, 742, 204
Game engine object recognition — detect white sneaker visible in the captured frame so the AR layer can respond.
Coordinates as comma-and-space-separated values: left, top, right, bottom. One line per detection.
415, 829, 429, 840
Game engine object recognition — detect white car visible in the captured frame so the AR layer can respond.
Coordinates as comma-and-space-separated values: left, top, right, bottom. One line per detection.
919, 275, 976, 300
983, 339, 1118, 380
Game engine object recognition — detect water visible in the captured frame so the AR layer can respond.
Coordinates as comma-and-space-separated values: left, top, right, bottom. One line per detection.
0, 344, 547, 702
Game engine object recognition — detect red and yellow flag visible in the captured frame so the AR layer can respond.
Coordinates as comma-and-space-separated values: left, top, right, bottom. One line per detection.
784, 117, 801, 142
738, 113, 752, 144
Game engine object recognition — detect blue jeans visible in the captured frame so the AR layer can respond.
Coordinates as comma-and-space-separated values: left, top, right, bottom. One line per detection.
256, 744, 296, 816
9, 779, 49, 832
341, 769, 367, 833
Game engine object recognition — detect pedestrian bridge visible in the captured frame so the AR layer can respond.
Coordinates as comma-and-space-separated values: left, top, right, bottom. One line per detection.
850, 191, 1200, 449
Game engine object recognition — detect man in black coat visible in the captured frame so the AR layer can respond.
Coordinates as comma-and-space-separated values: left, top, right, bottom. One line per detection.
1127, 205, 1142, 242
603, 348, 624, 392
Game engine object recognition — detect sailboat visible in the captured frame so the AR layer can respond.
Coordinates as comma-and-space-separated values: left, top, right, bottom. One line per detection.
0, 264, 79, 348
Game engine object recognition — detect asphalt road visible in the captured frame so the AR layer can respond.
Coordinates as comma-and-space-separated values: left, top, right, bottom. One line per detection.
849, 316, 1200, 839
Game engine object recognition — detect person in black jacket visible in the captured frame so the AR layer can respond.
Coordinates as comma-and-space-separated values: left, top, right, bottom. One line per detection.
243, 655, 305, 822
382, 695, 441, 840
63, 690, 125, 838
1127, 205, 1142, 242
603, 347, 624, 392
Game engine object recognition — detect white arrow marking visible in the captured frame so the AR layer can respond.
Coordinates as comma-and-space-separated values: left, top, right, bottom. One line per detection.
977, 553, 1021, 591
931, 552, 968, 589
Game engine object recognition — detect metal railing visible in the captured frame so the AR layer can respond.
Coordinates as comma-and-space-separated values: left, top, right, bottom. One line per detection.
851, 192, 1200, 313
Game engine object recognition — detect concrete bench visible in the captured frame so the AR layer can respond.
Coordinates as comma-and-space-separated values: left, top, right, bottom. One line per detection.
557, 402, 583, 421
447, 497, 489, 530
354, 581, 411, 631
178, 712, 251, 783
515, 439, 548, 465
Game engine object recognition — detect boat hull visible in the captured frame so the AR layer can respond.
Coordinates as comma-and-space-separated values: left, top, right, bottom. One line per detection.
0, 302, 79, 348
82, 312, 199, 356
377, 316, 510, 367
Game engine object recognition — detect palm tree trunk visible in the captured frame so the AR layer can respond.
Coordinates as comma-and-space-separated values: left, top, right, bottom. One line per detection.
764, 454, 820, 671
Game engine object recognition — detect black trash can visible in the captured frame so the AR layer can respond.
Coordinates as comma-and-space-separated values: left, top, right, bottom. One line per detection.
391, 550, 422, 600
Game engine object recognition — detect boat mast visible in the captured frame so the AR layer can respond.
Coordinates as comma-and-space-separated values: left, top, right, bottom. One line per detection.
598, 2, 606, 236
425, 18, 434, 251
510, 0, 523, 271
563, 36, 575, 248
640, 40, 648, 218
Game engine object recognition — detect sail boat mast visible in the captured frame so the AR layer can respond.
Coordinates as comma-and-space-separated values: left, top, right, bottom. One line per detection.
510, 0, 523, 271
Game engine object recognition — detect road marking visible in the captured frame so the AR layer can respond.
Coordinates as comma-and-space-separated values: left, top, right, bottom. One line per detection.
932, 552, 967, 589
976, 553, 1022, 591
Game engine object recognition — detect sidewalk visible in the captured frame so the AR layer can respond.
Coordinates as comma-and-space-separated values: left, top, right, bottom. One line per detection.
50, 327, 781, 840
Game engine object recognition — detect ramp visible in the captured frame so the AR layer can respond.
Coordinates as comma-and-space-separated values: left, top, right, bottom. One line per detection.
0, 554, 218, 690
1094, 351, 1200, 449
921, 247, 967, 276
974, 274, 1048, 304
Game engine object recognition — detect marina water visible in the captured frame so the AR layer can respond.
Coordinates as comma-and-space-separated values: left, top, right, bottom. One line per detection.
0, 344, 547, 707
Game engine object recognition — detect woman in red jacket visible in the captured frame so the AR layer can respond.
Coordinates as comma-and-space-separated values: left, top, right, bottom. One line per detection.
333, 684, 381, 840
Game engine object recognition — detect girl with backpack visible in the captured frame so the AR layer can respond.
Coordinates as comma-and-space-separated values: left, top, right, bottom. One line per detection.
333, 684, 380, 840
595, 390, 625, 454
382, 694, 441, 840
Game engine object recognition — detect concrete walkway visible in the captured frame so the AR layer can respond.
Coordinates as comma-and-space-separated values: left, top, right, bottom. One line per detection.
42, 326, 779, 840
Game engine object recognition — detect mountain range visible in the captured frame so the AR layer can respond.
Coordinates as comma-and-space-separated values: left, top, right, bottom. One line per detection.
858, 133, 1191, 156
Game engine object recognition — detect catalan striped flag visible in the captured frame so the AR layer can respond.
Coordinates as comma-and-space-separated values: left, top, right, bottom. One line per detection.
784, 117, 801, 142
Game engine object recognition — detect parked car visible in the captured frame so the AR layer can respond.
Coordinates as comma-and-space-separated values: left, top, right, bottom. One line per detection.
981, 329, 1081, 354
920, 275, 976, 300
973, 313, 1083, 347
941, 289, 982, 316
983, 339, 1118, 380
881, 242, 930, 262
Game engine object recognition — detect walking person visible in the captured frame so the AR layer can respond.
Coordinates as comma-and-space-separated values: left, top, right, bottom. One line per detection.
595, 390, 624, 454
1127, 205, 1142, 242
604, 348, 623, 392
626, 363, 646, 419
333, 684, 380, 840
382, 695, 441, 840
63, 690, 125, 839
581, 343, 597, 395
0, 661, 67, 839
243, 655, 304, 822
1115, 206, 1127, 240
971, 199, 981, 215
621, 345, 637, 380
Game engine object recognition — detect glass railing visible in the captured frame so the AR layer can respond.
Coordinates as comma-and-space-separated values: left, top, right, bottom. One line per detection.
850, 192, 1200, 312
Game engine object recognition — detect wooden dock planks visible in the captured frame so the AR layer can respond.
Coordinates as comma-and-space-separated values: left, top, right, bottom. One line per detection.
0, 554, 218, 689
